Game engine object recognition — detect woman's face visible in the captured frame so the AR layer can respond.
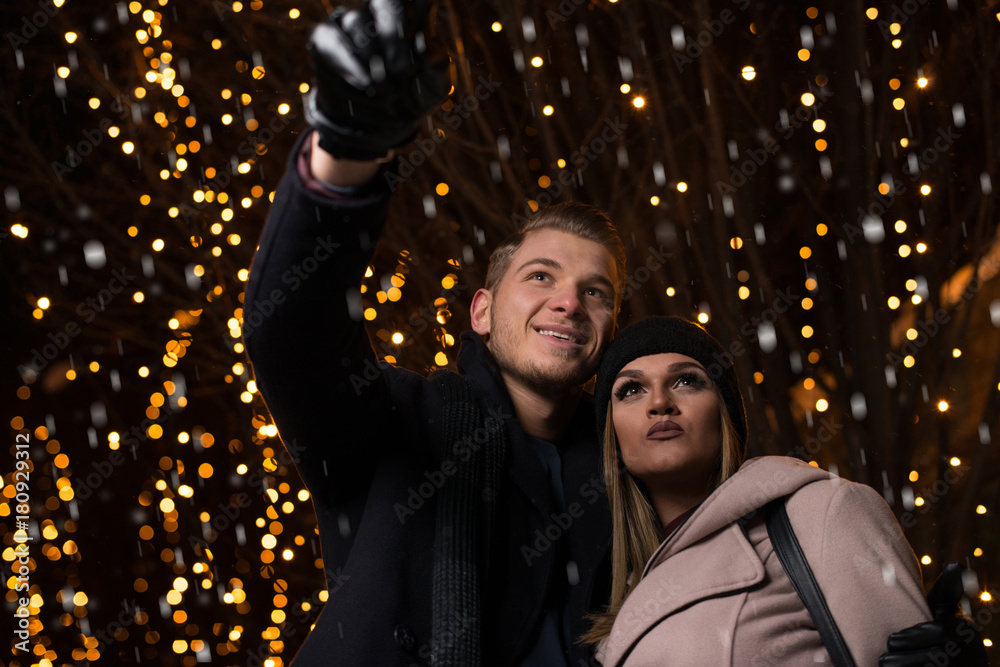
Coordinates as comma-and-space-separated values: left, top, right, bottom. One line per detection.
611, 353, 722, 497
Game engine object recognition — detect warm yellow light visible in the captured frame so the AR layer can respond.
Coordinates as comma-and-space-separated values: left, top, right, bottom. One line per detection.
282, 549, 294, 560
916, 242, 927, 253
977, 505, 988, 515
542, 105, 554, 116
803, 378, 815, 390
899, 245, 911, 257
917, 77, 928, 88
649, 196, 660, 206
900, 137, 909, 147
801, 325, 814, 338
908, 470, 919, 482
531, 56, 543, 67
890, 22, 901, 35
434, 351, 448, 366
982, 592, 993, 602
435, 182, 449, 196
738, 286, 750, 300
491, 21, 502, 32
903, 355, 915, 368
677, 182, 687, 192
975, 548, 984, 556
892, 39, 902, 49
801, 297, 813, 310
887, 296, 900, 309
866, 7, 878, 19
812, 119, 826, 132
797, 48, 811, 61
938, 401, 949, 412
920, 185, 931, 195
952, 348, 961, 358
915, 497, 925, 506
805, 278, 817, 291
921, 555, 931, 565
697, 312, 709, 324
801, 92, 816, 106
800, 246, 812, 259
895, 220, 907, 233
741, 66, 756, 81
666, 287, 675, 297
391, 332, 404, 345
620, 83, 630, 94
160, 498, 175, 513
892, 98, 905, 110
815, 399, 828, 412
633, 97, 645, 108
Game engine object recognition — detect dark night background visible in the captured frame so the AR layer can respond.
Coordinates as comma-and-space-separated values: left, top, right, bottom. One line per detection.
2, 0, 999, 664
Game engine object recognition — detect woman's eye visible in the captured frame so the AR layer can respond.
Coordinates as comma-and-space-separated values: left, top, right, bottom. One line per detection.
614, 381, 643, 400
675, 373, 707, 388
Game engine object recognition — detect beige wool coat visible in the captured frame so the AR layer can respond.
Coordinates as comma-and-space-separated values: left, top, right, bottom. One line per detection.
599, 456, 931, 666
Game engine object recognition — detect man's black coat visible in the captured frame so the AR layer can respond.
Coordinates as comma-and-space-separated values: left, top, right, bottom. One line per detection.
244, 133, 611, 666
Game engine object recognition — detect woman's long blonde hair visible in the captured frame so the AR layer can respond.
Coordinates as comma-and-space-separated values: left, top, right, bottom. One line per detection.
580, 387, 745, 646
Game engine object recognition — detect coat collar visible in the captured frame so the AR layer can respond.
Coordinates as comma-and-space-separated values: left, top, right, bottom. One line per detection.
642, 456, 837, 577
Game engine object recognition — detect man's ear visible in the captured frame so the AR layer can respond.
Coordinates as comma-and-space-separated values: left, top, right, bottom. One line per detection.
469, 288, 492, 336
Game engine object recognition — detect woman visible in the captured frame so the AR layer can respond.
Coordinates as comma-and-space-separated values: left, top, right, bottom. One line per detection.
584, 316, 931, 665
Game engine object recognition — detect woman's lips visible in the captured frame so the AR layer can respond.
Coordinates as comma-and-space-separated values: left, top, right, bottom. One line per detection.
647, 420, 684, 439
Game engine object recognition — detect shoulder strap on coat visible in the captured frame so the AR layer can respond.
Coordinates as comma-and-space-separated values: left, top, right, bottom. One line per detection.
764, 496, 857, 667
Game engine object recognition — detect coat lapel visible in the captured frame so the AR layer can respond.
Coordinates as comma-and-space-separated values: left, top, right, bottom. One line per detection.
604, 523, 764, 666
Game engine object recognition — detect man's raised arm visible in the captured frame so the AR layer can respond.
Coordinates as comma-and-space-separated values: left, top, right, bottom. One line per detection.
243, 0, 449, 508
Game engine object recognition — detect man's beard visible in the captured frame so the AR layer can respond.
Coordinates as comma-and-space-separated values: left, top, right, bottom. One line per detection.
487, 312, 595, 396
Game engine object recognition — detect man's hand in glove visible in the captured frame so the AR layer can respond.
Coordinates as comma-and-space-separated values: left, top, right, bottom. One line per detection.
305, 0, 451, 163
880, 562, 989, 666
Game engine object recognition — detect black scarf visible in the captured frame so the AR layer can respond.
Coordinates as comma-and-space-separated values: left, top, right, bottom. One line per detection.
428, 369, 508, 666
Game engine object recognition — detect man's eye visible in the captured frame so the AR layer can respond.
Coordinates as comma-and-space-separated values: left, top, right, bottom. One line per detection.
529, 272, 548, 281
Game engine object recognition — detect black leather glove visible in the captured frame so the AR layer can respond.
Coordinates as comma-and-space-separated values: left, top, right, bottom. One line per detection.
305, 0, 451, 161
879, 562, 989, 666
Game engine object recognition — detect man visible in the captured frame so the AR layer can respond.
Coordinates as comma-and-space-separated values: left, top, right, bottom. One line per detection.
244, 1, 987, 665
244, 2, 623, 663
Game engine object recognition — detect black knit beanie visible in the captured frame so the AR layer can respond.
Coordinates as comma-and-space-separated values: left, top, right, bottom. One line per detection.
594, 317, 748, 455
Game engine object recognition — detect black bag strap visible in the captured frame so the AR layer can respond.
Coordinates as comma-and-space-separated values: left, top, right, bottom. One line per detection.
764, 496, 857, 667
